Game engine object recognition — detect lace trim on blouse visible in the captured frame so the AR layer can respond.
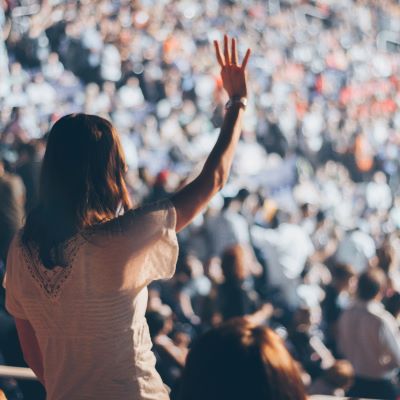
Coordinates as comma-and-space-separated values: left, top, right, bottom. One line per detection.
19, 199, 173, 301
20, 234, 87, 301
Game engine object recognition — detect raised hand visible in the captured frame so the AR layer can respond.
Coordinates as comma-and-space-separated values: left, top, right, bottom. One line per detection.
172, 35, 250, 232
214, 35, 251, 99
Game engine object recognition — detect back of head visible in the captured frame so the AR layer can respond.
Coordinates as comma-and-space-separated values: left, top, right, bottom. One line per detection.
178, 318, 307, 400
357, 268, 386, 301
23, 113, 132, 268
331, 263, 355, 289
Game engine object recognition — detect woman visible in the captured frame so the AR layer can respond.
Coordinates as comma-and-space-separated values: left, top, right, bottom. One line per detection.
4, 36, 250, 399
177, 318, 307, 400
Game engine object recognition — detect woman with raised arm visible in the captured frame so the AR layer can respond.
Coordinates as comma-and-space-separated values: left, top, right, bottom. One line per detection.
4, 36, 250, 400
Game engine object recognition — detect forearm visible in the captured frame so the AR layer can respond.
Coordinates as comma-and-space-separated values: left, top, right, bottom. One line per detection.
199, 104, 244, 190
172, 105, 244, 231
171, 35, 250, 232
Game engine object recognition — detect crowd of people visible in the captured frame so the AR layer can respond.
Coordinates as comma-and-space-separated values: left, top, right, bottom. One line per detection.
2, 0, 400, 399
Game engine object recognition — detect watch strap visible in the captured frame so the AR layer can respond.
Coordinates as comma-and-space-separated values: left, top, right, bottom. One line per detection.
225, 96, 248, 110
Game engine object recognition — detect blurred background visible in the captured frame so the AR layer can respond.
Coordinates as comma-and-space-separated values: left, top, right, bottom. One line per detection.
2, 0, 400, 399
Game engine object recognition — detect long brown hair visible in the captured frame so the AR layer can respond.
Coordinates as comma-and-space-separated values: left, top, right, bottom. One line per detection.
22, 114, 132, 269
178, 318, 307, 400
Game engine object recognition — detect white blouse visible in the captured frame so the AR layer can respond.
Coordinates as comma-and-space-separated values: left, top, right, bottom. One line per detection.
5, 200, 178, 400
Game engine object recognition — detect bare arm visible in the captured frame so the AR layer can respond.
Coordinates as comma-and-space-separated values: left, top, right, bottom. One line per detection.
15, 318, 45, 385
171, 35, 251, 232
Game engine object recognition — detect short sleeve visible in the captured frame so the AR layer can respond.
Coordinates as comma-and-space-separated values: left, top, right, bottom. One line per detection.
4, 235, 28, 319
137, 199, 178, 283
92, 199, 179, 291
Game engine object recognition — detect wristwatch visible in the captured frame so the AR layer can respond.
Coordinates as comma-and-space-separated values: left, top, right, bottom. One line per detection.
225, 96, 248, 110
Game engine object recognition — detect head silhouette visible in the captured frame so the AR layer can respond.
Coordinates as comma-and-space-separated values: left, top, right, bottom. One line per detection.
23, 113, 132, 268
178, 318, 307, 400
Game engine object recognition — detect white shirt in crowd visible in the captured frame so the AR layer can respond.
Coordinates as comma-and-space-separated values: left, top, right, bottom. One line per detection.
335, 230, 376, 273
251, 223, 314, 280
337, 300, 400, 380
206, 210, 251, 256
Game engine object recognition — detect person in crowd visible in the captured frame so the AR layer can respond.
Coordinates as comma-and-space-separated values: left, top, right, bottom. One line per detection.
175, 254, 211, 325
321, 263, 356, 355
286, 306, 333, 380
334, 225, 377, 273
251, 210, 315, 311
308, 359, 354, 397
384, 292, 400, 320
205, 193, 253, 256
4, 36, 251, 399
217, 244, 272, 324
146, 309, 187, 393
0, 158, 25, 264
337, 268, 400, 399
178, 318, 307, 400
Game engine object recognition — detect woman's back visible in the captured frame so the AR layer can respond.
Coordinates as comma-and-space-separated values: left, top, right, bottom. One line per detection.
6, 201, 178, 400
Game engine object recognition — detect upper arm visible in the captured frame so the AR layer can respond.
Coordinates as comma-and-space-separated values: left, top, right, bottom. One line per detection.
105, 200, 179, 289
4, 238, 28, 320
171, 174, 218, 232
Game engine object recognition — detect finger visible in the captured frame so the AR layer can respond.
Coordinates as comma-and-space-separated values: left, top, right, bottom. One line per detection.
241, 48, 251, 70
224, 34, 230, 65
214, 40, 225, 67
231, 38, 238, 65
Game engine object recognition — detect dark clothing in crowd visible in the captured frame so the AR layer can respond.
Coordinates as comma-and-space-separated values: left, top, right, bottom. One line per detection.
321, 285, 343, 354
218, 278, 258, 320
347, 376, 397, 400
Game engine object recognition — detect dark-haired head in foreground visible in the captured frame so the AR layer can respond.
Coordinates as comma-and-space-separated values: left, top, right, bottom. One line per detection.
178, 318, 307, 400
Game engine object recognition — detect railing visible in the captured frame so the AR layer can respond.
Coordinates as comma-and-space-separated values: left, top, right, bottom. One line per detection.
0, 366, 37, 380
0, 367, 372, 399
311, 397, 369, 400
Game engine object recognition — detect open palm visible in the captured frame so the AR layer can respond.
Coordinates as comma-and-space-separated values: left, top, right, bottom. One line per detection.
214, 35, 251, 99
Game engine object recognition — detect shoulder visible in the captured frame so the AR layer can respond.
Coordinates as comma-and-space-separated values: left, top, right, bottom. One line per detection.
6, 231, 24, 258
369, 302, 398, 329
89, 199, 176, 236
340, 301, 388, 329
3, 231, 25, 286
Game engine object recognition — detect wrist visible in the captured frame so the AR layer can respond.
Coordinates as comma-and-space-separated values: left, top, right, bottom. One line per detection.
225, 96, 248, 110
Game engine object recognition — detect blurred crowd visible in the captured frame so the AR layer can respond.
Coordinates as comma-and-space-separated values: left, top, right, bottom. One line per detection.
2, 0, 400, 399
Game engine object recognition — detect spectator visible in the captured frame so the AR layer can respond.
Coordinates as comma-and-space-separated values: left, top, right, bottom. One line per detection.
337, 268, 400, 399
308, 360, 354, 397
321, 263, 356, 355
178, 318, 307, 400
146, 309, 187, 392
